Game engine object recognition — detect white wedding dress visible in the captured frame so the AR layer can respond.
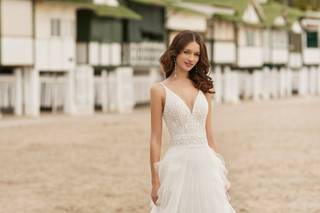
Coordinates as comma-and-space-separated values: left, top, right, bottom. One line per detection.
150, 82, 236, 213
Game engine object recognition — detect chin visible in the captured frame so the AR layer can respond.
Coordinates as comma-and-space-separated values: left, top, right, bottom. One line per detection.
185, 67, 194, 72
179, 65, 194, 72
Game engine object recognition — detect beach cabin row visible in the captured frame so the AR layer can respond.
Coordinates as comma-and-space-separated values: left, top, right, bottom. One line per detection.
155, 0, 320, 104
206, 0, 320, 103
0, 0, 234, 116
0, 0, 144, 116
122, 0, 320, 105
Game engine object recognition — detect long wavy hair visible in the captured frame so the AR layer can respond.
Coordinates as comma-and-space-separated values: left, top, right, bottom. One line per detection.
160, 30, 214, 94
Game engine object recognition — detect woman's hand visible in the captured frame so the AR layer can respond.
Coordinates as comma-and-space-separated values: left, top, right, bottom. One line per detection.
151, 183, 160, 205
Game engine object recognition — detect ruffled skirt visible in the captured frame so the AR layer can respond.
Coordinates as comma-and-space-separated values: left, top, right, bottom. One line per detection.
150, 144, 236, 213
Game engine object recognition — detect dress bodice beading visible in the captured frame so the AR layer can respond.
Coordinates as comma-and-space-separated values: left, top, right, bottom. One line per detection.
159, 82, 209, 146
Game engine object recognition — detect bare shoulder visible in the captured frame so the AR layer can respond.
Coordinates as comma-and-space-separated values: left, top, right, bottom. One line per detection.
204, 91, 214, 108
204, 91, 214, 100
150, 81, 165, 97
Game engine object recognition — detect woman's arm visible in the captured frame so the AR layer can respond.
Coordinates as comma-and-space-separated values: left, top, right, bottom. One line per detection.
205, 92, 220, 153
149, 83, 164, 186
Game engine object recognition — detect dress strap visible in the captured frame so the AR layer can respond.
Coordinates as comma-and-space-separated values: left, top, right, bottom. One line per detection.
159, 82, 168, 92
159, 82, 168, 114
159, 82, 166, 88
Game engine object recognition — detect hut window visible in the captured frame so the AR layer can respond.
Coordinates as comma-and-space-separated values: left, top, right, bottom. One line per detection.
51, 19, 61, 37
272, 30, 288, 49
306, 31, 318, 48
214, 21, 234, 41
245, 30, 255, 46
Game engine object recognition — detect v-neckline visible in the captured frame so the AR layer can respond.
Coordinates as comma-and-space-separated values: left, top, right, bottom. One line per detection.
161, 83, 201, 114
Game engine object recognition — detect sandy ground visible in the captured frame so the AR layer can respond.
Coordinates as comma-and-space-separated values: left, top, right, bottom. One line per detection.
0, 96, 320, 213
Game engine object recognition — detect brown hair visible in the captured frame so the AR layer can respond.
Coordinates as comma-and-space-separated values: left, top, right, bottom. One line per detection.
160, 30, 214, 94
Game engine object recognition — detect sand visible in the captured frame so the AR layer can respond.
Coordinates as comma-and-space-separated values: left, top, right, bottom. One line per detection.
0, 96, 320, 213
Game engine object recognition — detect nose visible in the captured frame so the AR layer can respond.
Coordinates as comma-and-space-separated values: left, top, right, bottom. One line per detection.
188, 55, 196, 63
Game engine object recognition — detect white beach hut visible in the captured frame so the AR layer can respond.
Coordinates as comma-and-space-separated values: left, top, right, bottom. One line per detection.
119, 0, 167, 107
286, 6, 304, 95
235, 1, 265, 101
204, 0, 265, 102
299, 11, 320, 96
34, 0, 84, 115
0, 0, 34, 117
75, 0, 141, 113
261, 2, 291, 100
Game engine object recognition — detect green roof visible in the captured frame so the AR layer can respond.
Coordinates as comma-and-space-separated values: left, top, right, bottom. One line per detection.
42, 0, 92, 4
261, 2, 303, 27
198, 0, 303, 28
41, 0, 141, 20
182, 0, 265, 25
261, 2, 286, 27
130, 0, 211, 17
130, 0, 177, 7
285, 9, 311, 32
182, 0, 248, 16
214, 13, 238, 22
213, 0, 249, 16
286, 7, 303, 24
79, 3, 142, 19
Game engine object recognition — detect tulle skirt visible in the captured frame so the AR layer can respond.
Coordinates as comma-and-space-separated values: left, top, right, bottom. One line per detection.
150, 144, 236, 213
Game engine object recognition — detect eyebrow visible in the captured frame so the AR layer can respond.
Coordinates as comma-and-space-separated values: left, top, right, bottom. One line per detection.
184, 48, 200, 54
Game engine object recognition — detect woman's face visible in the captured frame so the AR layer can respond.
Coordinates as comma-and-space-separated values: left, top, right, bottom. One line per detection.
176, 41, 200, 72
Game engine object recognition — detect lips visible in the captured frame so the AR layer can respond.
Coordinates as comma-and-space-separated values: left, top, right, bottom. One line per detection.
184, 62, 193, 68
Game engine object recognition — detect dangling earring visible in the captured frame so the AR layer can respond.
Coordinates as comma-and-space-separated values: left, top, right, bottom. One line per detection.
173, 57, 177, 78
162, 71, 166, 79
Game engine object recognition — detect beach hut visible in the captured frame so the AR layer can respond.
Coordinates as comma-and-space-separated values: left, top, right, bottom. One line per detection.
233, 0, 265, 102
261, 2, 289, 67
119, 0, 167, 106
259, 2, 291, 100
34, 0, 87, 115
299, 11, 320, 96
0, 0, 96, 117
286, 6, 303, 69
210, 4, 238, 104
204, 0, 265, 102
165, 0, 234, 43
286, 6, 304, 95
206, 1, 250, 104
0, 0, 34, 117
30, 0, 140, 115
0, 0, 45, 117
36, 0, 139, 115
0, 0, 138, 117
75, 0, 141, 113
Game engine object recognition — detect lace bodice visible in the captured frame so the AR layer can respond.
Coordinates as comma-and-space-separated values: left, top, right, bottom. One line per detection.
159, 82, 209, 146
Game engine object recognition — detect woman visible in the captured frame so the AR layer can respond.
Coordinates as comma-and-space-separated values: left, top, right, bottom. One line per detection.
149, 30, 236, 213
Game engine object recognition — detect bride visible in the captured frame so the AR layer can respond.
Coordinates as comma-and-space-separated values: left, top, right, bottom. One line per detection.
149, 30, 236, 213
